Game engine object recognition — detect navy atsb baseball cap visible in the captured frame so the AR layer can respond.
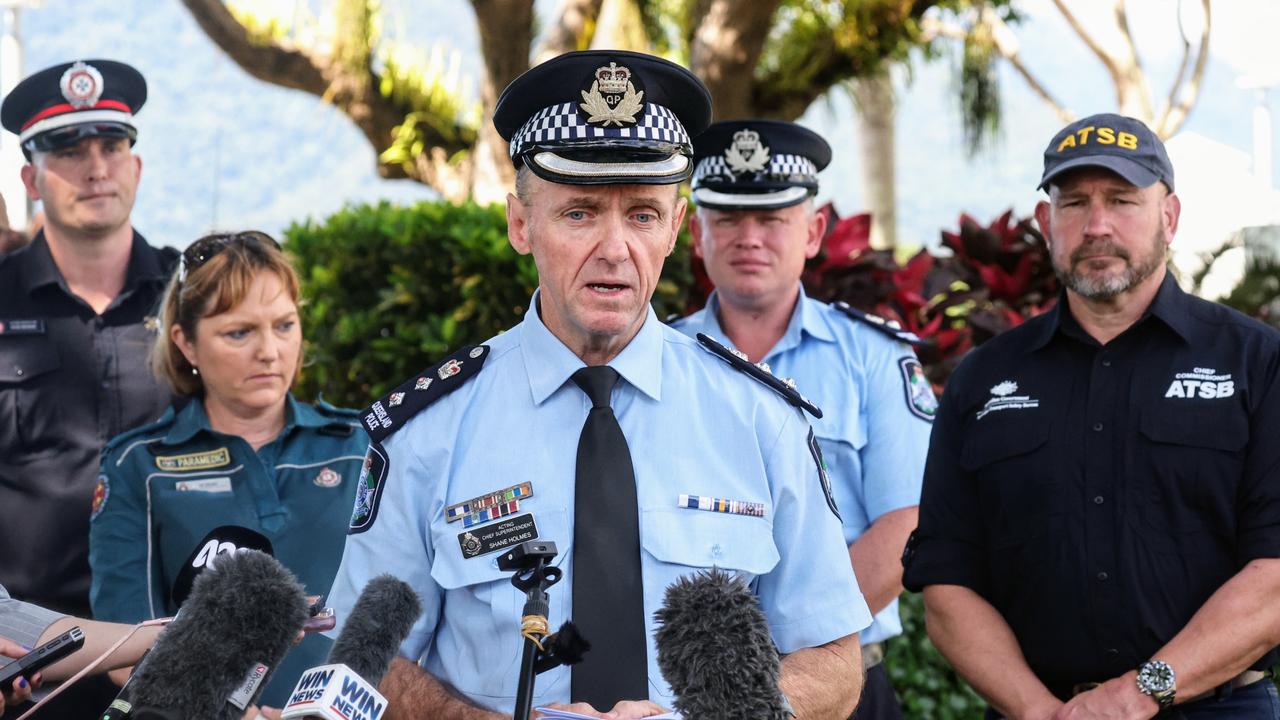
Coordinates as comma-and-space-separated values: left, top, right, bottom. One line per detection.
1038, 113, 1173, 192
1, 59, 146, 154
691, 119, 832, 210
494, 50, 711, 186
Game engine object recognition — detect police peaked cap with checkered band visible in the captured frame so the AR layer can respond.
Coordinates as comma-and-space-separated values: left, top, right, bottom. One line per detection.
494, 50, 711, 185
2, 59, 146, 154
691, 119, 832, 210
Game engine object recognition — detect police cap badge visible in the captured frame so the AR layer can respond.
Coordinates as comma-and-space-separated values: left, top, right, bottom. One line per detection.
1, 59, 146, 154
691, 119, 832, 211
494, 50, 711, 186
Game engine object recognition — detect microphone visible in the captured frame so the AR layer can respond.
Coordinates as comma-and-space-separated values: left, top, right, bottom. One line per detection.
117, 549, 310, 720
653, 568, 789, 720
281, 575, 422, 720
171, 525, 275, 609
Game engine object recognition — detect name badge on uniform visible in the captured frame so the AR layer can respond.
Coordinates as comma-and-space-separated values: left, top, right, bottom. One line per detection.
458, 513, 539, 559
0, 319, 46, 335
678, 493, 766, 518
446, 482, 533, 527
155, 448, 232, 472
175, 477, 233, 493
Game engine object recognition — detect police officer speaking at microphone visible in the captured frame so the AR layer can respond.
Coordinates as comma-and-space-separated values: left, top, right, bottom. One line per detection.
671, 119, 934, 720
325, 50, 872, 720
903, 113, 1280, 719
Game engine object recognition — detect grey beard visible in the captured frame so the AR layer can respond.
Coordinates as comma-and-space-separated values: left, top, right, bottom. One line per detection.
1055, 233, 1166, 300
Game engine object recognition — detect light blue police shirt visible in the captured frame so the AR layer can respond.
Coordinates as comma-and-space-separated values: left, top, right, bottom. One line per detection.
672, 286, 933, 645
326, 294, 870, 714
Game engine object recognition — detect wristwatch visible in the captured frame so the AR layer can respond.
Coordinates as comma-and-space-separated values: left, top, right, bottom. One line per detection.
1136, 660, 1176, 707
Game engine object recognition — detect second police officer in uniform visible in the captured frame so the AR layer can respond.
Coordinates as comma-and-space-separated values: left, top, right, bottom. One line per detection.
672, 120, 935, 720
326, 51, 872, 719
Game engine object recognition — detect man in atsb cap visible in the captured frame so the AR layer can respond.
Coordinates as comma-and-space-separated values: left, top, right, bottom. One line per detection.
671, 119, 933, 720
326, 51, 871, 719
0, 58, 176, 716
904, 112, 1280, 718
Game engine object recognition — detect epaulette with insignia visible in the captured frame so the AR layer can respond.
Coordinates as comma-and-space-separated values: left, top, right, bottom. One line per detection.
696, 333, 823, 419
361, 344, 490, 443
832, 302, 927, 346
315, 398, 360, 436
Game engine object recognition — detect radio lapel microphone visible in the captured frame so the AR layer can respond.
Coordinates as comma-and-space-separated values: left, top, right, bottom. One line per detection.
653, 568, 789, 720
171, 525, 275, 609
122, 549, 310, 720
281, 575, 422, 720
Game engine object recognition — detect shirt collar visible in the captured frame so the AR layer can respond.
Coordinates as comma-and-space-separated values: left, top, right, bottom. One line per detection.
1030, 272, 1193, 351
19, 229, 167, 296
163, 393, 303, 445
700, 285, 835, 355
519, 289, 664, 405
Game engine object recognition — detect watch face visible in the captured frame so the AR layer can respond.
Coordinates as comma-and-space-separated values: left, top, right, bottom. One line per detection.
1138, 661, 1175, 693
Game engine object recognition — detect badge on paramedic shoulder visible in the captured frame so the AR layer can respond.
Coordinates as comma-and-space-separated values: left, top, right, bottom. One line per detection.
899, 358, 938, 422
724, 128, 770, 176
60, 61, 104, 109
807, 428, 840, 520
348, 443, 389, 534
90, 474, 110, 520
579, 61, 644, 127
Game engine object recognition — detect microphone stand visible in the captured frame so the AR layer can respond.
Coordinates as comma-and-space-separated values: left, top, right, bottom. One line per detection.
501, 541, 564, 720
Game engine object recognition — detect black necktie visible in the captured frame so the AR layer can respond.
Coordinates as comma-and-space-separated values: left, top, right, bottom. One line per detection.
570, 366, 648, 708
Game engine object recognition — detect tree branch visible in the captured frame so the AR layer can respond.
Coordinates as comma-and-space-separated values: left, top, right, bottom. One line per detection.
535, 0, 604, 62
689, 0, 784, 120
1050, 0, 1120, 79
179, 0, 328, 96
1155, 0, 1210, 138
978, 9, 1073, 124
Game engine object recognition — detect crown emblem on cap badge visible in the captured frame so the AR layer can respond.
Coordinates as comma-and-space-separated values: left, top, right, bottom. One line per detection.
724, 128, 770, 176
59, 61, 104, 110
580, 61, 644, 127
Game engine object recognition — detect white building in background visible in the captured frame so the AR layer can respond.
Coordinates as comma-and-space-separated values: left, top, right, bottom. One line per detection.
1164, 131, 1280, 300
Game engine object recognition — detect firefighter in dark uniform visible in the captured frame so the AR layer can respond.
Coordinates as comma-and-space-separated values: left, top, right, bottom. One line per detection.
903, 114, 1280, 719
0, 58, 174, 718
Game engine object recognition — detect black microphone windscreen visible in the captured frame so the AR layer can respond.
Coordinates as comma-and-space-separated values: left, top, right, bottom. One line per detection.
127, 549, 310, 720
171, 525, 275, 609
327, 574, 422, 687
654, 568, 788, 720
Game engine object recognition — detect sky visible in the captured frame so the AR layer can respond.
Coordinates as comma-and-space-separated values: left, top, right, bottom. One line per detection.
2, 0, 1278, 287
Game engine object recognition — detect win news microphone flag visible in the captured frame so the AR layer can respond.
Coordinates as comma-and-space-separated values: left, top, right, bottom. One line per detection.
110, 550, 311, 720
282, 575, 422, 720
654, 568, 789, 720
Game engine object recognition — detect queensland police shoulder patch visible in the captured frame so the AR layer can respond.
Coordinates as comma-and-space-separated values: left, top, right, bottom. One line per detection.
361, 344, 489, 443
696, 333, 823, 419
807, 428, 839, 520
832, 302, 926, 346
348, 442, 389, 534
899, 357, 938, 422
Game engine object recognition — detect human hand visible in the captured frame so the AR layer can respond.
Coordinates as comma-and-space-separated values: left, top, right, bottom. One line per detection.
241, 704, 283, 719
1051, 674, 1158, 720
0, 637, 39, 711
534, 699, 670, 719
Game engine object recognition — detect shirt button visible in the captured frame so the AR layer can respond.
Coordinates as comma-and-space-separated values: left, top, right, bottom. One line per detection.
711, 543, 723, 558
14, 367, 22, 377
1107, 648, 1120, 657
101, 381, 110, 389
1093, 495, 1105, 505
1101, 359, 1112, 367
1096, 571, 1109, 582
490, 558, 499, 569
1092, 422, 1104, 432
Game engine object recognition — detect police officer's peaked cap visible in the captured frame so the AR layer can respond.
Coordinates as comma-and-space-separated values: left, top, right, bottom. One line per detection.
1039, 113, 1174, 192
1, 59, 146, 154
691, 119, 831, 210
494, 50, 711, 186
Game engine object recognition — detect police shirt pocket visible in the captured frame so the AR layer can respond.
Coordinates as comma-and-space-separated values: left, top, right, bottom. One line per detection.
0, 340, 63, 455
960, 421, 1055, 547
1138, 410, 1245, 536
429, 507, 570, 700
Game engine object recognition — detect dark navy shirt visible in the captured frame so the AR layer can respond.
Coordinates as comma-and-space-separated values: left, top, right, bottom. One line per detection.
903, 274, 1280, 699
0, 231, 176, 616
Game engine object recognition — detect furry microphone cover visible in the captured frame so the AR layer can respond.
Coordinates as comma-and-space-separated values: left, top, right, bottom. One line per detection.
127, 549, 310, 719
653, 568, 788, 720
328, 574, 422, 686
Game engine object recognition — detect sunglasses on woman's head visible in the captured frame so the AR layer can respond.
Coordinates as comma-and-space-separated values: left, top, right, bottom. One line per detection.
178, 231, 281, 284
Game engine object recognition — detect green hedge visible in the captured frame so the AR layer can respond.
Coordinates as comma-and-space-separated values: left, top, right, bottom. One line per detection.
286, 198, 984, 717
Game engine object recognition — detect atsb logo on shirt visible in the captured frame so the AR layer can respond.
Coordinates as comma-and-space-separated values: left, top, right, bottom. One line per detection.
1164, 367, 1234, 399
